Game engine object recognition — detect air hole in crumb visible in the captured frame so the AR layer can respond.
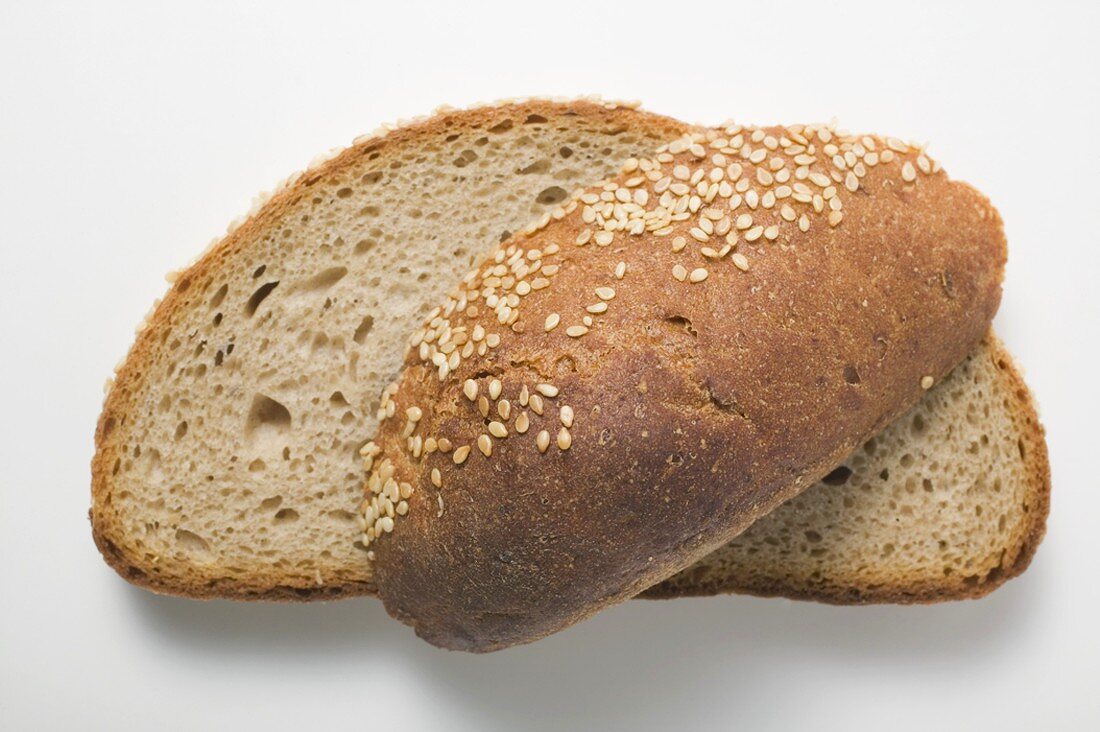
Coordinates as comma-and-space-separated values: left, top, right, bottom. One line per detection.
899, 453, 914, 468
353, 315, 374, 344
245, 394, 291, 439
298, 267, 347, 292
559, 146, 573, 158
209, 284, 228, 309
843, 365, 860, 384
524, 114, 547, 124
1018, 438, 1027, 459
175, 529, 210, 556
248, 459, 266, 472
354, 239, 376, 255
336, 187, 353, 198
536, 186, 568, 205
498, 230, 512, 243
273, 508, 299, 524
245, 281, 279, 316
252, 265, 266, 278
260, 495, 283, 511
822, 466, 852, 485
879, 468, 890, 480
488, 119, 514, 133
174, 421, 188, 440
518, 159, 550, 175
329, 391, 349, 407
912, 414, 926, 433
804, 530, 822, 543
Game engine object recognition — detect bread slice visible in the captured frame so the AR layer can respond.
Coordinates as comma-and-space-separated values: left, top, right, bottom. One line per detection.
91, 100, 1048, 603
644, 334, 1049, 602
91, 99, 690, 599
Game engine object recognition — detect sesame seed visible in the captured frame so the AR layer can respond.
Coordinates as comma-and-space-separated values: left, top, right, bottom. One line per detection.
544, 313, 560, 332
489, 421, 508, 438
498, 399, 511, 419
672, 236, 687, 252
672, 264, 688, 282
379, 516, 394, 533
453, 445, 471, 464
536, 383, 559, 397
560, 405, 575, 427
901, 161, 917, 182
529, 394, 545, 415
489, 378, 502, 400
515, 412, 530, 433
406, 406, 422, 422
566, 325, 589, 337
478, 396, 489, 418
587, 302, 608, 314
477, 434, 492, 457
921, 375, 934, 390
557, 427, 573, 450
536, 430, 551, 453
614, 261, 627, 279
732, 253, 749, 271
594, 231, 614, 246
595, 286, 616, 301
744, 226, 763, 242
689, 267, 709, 283
431, 468, 442, 487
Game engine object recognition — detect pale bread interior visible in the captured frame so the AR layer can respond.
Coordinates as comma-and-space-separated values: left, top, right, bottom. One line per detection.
93, 102, 1045, 601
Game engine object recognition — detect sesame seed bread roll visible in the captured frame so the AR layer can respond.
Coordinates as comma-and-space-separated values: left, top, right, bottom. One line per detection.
364, 124, 1007, 651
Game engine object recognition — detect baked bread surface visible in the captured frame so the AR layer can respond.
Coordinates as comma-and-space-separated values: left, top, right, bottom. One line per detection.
366, 124, 1008, 650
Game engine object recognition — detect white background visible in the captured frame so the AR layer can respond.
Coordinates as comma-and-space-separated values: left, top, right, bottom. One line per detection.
2, 1, 1097, 729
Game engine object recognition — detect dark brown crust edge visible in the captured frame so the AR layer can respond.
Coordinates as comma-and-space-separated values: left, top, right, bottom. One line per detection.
88, 99, 690, 601
640, 334, 1051, 603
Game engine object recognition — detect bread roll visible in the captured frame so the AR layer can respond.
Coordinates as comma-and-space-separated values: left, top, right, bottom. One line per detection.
363, 123, 1007, 651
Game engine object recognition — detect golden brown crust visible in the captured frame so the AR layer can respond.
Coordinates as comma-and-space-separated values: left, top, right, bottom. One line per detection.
640, 334, 1050, 601
368, 125, 1008, 651
89, 99, 689, 600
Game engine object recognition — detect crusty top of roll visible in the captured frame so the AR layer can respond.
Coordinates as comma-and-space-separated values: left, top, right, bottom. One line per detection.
361, 122, 1006, 651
